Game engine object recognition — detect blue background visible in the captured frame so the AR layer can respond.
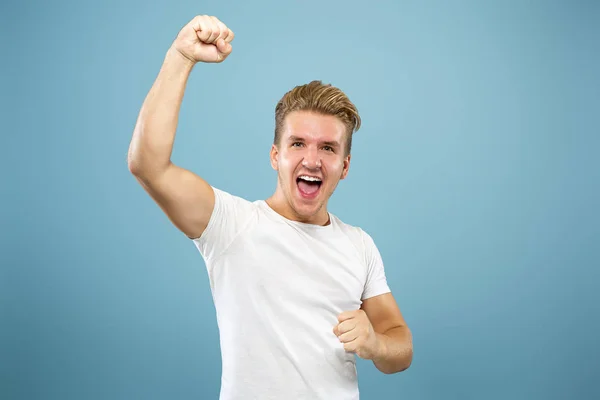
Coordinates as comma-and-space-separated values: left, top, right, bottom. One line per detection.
2, 0, 599, 399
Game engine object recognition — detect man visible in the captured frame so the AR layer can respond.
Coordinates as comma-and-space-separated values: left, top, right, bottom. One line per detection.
128, 14, 412, 399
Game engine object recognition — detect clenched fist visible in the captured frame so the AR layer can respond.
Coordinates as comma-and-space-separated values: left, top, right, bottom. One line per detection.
172, 15, 234, 64
333, 309, 382, 360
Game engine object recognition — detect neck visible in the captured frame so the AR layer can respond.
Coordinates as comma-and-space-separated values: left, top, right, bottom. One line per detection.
266, 188, 330, 226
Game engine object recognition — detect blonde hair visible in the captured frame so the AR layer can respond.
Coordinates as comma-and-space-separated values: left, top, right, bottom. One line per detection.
274, 80, 361, 155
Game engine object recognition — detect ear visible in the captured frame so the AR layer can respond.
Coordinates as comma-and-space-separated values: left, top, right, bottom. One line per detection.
270, 144, 279, 170
340, 153, 351, 180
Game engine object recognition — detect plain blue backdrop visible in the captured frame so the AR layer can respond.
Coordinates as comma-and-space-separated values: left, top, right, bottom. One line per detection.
2, 0, 599, 399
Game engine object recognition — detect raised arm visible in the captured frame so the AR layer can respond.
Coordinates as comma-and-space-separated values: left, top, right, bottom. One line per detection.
127, 15, 234, 239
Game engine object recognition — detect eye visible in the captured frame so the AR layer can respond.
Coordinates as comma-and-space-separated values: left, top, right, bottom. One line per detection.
322, 145, 334, 152
292, 142, 304, 147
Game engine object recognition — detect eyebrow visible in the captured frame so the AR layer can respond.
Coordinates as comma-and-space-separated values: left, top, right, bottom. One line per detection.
288, 135, 341, 148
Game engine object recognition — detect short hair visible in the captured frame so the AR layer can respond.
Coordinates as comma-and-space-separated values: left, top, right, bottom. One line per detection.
274, 80, 361, 156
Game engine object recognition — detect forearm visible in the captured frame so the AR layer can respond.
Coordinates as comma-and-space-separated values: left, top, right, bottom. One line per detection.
372, 326, 413, 374
128, 46, 196, 179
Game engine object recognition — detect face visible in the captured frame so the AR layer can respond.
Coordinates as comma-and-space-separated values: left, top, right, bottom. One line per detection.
269, 110, 351, 224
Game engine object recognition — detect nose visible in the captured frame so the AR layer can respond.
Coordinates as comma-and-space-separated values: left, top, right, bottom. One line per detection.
302, 147, 321, 169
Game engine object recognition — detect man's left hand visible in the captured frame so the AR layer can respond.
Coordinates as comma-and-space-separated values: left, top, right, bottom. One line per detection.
333, 309, 382, 360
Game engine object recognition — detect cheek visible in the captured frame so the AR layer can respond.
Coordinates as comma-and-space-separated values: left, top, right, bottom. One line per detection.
277, 154, 298, 177
325, 159, 345, 179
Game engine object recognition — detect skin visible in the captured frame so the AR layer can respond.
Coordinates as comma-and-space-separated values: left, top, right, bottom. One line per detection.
266, 110, 350, 226
265, 110, 413, 374
128, 14, 412, 376
337, 294, 413, 374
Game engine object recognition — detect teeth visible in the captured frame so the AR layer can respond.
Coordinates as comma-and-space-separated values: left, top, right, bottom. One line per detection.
298, 175, 322, 182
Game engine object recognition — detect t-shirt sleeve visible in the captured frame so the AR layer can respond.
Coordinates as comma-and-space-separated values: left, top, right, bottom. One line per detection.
191, 187, 255, 261
360, 229, 391, 300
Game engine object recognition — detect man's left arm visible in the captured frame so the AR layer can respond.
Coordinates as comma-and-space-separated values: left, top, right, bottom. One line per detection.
363, 292, 413, 374
334, 292, 413, 374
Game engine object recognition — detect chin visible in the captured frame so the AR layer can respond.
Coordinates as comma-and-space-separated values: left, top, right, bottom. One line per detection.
292, 201, 322, 218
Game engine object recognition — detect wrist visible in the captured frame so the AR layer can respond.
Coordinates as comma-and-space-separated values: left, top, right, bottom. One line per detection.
165, 45, 197, 71
372, 332, 389, 362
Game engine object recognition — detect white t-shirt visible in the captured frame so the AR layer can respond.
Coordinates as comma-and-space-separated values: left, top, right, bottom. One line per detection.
192, 187, 391, 400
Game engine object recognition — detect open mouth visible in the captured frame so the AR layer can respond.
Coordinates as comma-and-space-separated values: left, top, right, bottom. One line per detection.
296, 175, 322, 198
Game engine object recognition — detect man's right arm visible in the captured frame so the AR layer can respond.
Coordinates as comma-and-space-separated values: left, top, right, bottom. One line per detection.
127, 15, 234, 239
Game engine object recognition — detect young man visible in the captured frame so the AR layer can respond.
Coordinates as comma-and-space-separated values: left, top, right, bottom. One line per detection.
128, 14, 413, 400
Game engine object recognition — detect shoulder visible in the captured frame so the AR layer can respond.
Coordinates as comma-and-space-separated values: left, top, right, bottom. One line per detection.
212, 186, 255, 205
193, 186, 261, 240
210, 186, 265, 214
330, 213, 378, 257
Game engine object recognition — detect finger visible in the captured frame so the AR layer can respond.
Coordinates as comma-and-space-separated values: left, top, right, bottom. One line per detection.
189, 14, 204, 31
336, 319, 358, 336
195, 16, 212, 42
224, 28, 235, 43
206, 17, 221, 43
343, 339, 359, 353
212, 17, 229, 42
333, 321, 354, 336
336, 320, 357, 335
337, 311, 358, 323
216, 39, 232, 57
338, 330, 359, 343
